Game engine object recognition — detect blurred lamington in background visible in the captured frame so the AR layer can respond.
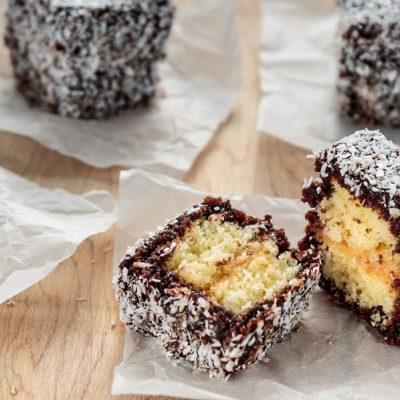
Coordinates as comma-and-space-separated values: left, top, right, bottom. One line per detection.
4, 0, 174, 119
338, 0, 400, 126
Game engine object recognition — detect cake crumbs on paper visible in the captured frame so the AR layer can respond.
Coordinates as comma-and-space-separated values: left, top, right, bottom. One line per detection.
111, 321, 117, 329
90, 259, 95, 264
156, 87, 167, 99
325, 334, 333, 345
75, 298, 88, 303
102, 246, 112, 253
292, 324, 302, 333
10, 386, 18, 396
6, 299, 16, 306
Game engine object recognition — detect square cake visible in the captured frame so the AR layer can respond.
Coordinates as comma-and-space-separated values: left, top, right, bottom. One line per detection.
338, 0, 400, 126
5, 0, 174, 119
301, 129, 400, 344
114, 197, 320, 379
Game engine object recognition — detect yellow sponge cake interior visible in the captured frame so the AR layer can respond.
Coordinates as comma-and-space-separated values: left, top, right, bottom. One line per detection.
317, 179, 400, 320
167, 215, 300, 314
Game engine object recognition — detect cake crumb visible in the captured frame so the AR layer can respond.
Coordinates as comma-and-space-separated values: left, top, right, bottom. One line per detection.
103, 246, 112, 253
75, 298, 88, 303
292, 324, 302, 333
111, 321, 117, 329
260, 357, 271, 364
90, 259, 95, 264
11, 386, 18, 396
156, 87, 167, 99
6, 299, 16, 306
325, 334, 333, 345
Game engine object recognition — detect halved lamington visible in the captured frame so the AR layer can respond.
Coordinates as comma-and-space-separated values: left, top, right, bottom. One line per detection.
114, 197, 320, 379
301, 129, 400, 344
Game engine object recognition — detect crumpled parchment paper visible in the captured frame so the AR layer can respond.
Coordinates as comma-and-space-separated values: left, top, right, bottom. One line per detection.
0, 0, 240, 178
0, 166, 116, 303
112, 169, 400, 399
257, 0, 399, 150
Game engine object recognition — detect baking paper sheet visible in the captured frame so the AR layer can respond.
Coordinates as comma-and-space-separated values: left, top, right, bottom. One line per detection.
0, 0, 240, 178
257, 0, 400, 150
112, 169, 400, 399
0, 166, 116, 303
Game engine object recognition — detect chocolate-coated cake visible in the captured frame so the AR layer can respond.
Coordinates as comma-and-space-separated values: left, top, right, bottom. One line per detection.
5, 0, 174, 119
338, 0, 400, 126
114, 197, 320, 379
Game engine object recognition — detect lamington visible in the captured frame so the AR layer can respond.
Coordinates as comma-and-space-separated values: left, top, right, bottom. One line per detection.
4, 0, 174, 119
301, 129, 400, 344
338, 0, 400, 126
114, 197, 320, 379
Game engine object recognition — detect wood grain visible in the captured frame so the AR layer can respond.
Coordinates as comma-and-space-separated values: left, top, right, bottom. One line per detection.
0, 1, 313, 399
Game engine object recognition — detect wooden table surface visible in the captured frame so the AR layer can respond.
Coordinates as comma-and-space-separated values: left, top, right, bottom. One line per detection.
0, 1, 315, 399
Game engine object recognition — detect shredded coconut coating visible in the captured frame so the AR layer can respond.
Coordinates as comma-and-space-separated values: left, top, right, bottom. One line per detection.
5, 0, 174, 119
338, 0, 400, 126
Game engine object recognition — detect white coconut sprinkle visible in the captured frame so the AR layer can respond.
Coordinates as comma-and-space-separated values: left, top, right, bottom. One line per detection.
312, 129, 400, 216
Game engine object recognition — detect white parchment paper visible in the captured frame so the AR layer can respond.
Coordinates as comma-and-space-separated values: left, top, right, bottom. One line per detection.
112, 169, 400, 399
257, 0, 400, 150
0, 166, 116, 303
0, 0, 240, 178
